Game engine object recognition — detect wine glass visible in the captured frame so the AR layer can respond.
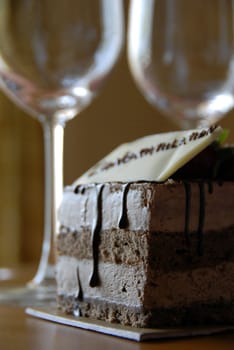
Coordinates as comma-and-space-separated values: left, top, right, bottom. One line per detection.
128, 0, 234, 130
0, 0, 124, 306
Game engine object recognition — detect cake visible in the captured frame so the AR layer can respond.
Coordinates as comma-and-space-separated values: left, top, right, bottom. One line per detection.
56, 125, 234, 327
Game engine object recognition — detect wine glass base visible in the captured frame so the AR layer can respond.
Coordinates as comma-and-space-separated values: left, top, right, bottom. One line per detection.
0, 268, 16, 281
0, 264, 57, 307
0, 281, 57, 307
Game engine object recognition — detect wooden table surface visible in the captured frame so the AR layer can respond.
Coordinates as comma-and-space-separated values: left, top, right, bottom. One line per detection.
1, 305, 234, 350
1, 268, 234, 350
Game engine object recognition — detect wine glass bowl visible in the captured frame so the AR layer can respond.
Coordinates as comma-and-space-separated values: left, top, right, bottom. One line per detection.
0, 0, 123, 124
128, 0, 234, 129
0, 0, 124, 305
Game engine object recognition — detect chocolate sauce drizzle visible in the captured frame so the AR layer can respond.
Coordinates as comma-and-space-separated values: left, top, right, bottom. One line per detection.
197, 182, 205, 255
89, 184, 104, 287
207, 180, 213, 194
72, 267, 83, 317
76, 179, 213, 295
118, 183, 131, 229
183, 181, 191, 245
74, 183, 131, 290
183, 181, 210, 256
76, 267, 83, 301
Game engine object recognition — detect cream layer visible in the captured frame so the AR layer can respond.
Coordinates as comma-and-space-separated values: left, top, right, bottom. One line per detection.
56, 256, 234, 309
56, 256, 146, 308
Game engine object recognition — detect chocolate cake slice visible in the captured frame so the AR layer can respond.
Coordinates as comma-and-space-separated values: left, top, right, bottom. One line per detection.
56, 126, 234, 327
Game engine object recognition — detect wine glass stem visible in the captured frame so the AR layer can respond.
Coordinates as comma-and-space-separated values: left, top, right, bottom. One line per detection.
29, 117, 64, 288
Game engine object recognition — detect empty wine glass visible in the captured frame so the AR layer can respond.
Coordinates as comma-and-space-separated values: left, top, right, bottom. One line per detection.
128, 0, 234, 129
0, 0, 124, 306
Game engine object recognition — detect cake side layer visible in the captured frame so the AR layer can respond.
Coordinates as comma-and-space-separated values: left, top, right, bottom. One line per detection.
56, 229, 149, 265
56, 226, 234, 271
57, 295, 234, 327
56, 179, 234, 327
58, 182, 153, 232
58, 181, 234, 234
56, 256, 234, 309
150, 181, 234, 233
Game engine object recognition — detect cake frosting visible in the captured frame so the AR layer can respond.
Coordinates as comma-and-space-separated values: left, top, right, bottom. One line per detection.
56, 126, 234, 327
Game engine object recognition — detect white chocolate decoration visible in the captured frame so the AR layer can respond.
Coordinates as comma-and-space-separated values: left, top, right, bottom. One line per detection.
74, 126, 223, 185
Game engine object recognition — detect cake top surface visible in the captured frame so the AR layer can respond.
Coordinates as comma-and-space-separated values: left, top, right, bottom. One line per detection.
74, 125, 223, 185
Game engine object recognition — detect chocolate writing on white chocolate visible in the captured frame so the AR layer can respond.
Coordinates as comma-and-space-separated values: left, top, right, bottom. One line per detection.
87, 125, 218, 178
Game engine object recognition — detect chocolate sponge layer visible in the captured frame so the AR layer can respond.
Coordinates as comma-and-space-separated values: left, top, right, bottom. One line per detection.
57, 226, 234, 272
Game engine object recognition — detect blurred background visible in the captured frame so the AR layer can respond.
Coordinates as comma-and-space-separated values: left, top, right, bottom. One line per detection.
1, 0, 234, 268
